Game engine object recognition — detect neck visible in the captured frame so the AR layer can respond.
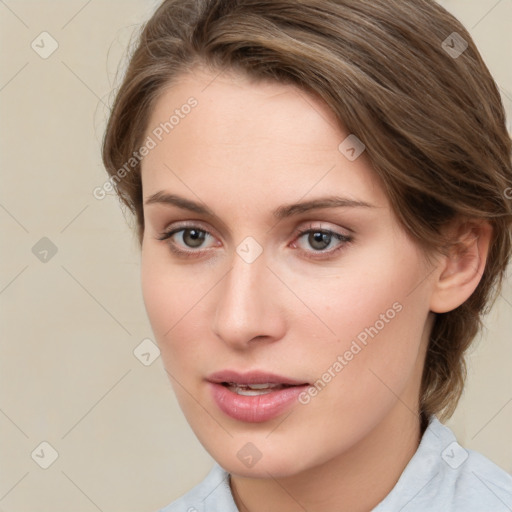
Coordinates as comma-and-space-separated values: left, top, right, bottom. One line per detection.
230, 405, 423, 512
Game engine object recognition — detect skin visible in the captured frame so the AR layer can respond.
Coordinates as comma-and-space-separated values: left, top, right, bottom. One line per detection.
139, 66, 492, 512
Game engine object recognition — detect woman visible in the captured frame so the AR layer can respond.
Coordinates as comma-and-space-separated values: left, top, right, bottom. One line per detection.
102, 0, 512, 510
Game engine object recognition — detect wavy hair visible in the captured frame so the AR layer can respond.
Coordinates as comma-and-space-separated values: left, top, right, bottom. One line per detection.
102, 0, 512, 420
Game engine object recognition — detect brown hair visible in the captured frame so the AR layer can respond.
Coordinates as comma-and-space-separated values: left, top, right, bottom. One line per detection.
102, 0, 512, 420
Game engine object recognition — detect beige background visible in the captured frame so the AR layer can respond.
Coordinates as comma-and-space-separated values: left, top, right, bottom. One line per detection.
0, 1, 511, 511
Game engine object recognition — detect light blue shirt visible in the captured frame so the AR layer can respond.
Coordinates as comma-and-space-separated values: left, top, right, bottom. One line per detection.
158, 417, 512, 511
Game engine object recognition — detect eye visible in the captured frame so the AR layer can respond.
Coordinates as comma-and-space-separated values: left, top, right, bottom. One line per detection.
291, 224, 352, 259
157, 224, 218, 257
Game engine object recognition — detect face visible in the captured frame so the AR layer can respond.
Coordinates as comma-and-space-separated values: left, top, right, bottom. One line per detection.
140, 66, 435, 478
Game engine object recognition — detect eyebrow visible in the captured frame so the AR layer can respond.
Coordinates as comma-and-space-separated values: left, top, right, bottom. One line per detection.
144, 191, 375, 219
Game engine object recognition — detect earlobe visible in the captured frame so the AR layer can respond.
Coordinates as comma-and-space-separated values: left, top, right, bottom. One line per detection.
429, 220, 493, 313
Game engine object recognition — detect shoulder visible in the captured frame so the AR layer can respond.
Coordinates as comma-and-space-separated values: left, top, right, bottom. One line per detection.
155, 463, 238, 512
434, 418, 512, 504
444, 437, 512, 510
374, 417, 512, 511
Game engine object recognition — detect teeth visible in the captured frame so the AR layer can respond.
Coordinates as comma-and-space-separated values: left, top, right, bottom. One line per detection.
226, 383, 287, 396
230, 387, 276, 396
243, 383, 281, 390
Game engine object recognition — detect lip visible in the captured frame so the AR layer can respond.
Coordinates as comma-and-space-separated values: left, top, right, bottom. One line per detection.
206, 370, 310, 423
207, 369, 309, 386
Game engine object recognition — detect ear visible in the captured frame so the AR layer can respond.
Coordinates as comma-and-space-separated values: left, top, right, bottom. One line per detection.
429, 219, 493, 313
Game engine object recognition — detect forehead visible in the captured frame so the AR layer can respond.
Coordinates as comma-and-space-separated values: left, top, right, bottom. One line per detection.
141, 67, 388, 211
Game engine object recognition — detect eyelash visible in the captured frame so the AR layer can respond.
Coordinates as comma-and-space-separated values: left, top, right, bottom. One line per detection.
156, 222, 353, 260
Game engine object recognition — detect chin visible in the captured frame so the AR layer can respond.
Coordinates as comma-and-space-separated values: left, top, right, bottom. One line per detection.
219, 453, 305, 479
197, 431, 327, 479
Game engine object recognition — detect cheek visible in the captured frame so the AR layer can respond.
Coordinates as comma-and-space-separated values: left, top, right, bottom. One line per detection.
140, 248, 214, 373
283, 235, 425, 344
302, 262, 429, 428
290, 240, 429, 383
141, 248, 183, 350
141, 256, 173, 339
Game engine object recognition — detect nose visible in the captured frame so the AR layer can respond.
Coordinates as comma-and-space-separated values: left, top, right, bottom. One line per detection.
211, 246, 286, 350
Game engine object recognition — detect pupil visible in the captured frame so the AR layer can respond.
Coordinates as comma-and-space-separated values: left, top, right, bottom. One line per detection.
310, 231, 330, 250
184, 229, 205, 247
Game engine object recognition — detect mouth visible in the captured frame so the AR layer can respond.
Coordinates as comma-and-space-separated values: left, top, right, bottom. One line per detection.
206, 370, 311, 422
